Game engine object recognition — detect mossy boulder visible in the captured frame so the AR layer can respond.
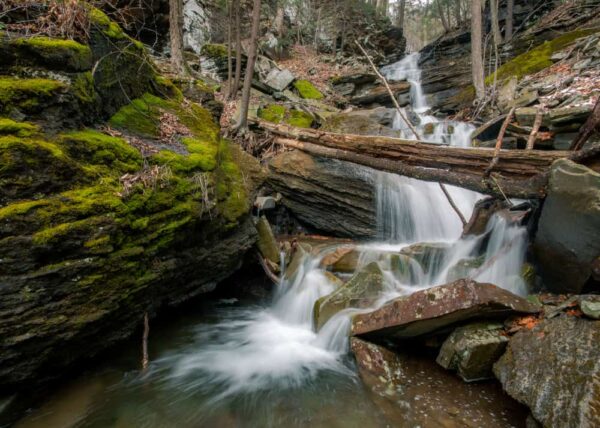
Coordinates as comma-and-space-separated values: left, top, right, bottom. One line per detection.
0, 12, 264, 392
257, 104, 314, 128
293, 79, 324, 100
313, 262, 384, 330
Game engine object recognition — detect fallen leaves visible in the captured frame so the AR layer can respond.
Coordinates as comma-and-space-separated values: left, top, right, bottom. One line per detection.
118, 164, 172, 198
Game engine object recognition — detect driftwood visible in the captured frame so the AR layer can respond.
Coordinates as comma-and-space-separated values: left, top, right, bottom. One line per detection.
252, 119, 600, 198
486, 107, 516, 176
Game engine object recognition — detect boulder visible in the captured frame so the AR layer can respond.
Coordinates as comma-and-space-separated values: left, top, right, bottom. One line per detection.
350, 81, 411, 107
351, 279, 539, 340
351, 337, 528, 427
321, 108, 401, 137
580, 296, 600, 320
263, 68, 295, 92
534, 160, 600, 293
268, 150, 376, 238
494, 315, 600, 427
436, 322, 508, 382
446, 256, 485, 282
255, 216, 280, 265
314, 262, 384, 330
549, 104, 593, 126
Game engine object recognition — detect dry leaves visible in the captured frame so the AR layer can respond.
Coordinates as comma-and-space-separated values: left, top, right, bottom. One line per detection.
118, 164, 172, 198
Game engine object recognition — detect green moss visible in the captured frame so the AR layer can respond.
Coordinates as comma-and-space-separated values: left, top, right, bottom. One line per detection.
214, 139, 249, 227
200, 44, 228, 59
154, 76, 183, 101
0, 118, 39, 137
293, 79, 324, 100
109, 93, 170, 137
487, 28, 599, 84
72, 72, 97, 104
286, 110, 313, 128
258, 104, 286, 123
10, 36, 92, 71
152, 137, 218, 174
89, 8, 126, 40
0, 77, 66, 112
58, 129, 142, 174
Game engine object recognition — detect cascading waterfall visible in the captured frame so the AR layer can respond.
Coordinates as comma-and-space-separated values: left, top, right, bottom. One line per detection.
155, 53, 529, 401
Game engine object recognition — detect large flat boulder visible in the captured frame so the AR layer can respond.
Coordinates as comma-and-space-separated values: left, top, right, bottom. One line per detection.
268, 150, 376, 238
494, 315, 600, 427
534, 159, 600, 293
351, 279, 539, 340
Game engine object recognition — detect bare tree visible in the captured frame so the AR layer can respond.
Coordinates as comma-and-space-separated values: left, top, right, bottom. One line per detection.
396, 0, 406, 27
169, 0, 187, 75
505, 0, 514, 41
232, 0, 242, 99
490, 0, 502, 46
234, 0, 261, 132
471, 0, 485, 99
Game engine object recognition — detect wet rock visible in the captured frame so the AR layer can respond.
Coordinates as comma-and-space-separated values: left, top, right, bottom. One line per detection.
436, 322, 508, 382
350, 81, 411, 107
283, 243, 310, 281
255, 216, 280, 265
462, 198, 508, 236
534, 160, 600, 294
351, 279, 539, 340
319, 246, 358, 272
351, 337, 529, 427
314, 262, 384, 330
399, 242, 449, 274
494, 315, 600, 428
446, 256, 485, 282
268, 150, 376, 238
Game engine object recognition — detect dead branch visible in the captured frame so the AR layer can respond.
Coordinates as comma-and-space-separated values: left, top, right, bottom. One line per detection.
354, 40, 421, 141
485, 107, 516, 177
526, 107, 544, 150
438, 183, 467, 226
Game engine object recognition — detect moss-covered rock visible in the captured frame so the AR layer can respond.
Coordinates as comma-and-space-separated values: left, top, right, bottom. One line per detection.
257, 104, 314, 128
0, 10, 264, 393
0, 34, 93, 72
293, 79, 324, 100
200, 43, 228, 59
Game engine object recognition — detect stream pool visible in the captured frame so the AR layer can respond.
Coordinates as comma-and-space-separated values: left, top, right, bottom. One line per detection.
10, 293, 527, 428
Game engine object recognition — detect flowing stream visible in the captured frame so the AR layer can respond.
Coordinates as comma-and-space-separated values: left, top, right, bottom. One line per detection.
10, 54, 529, 428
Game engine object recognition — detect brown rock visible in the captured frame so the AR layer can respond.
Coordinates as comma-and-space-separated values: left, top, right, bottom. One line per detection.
351, 279, 539, 339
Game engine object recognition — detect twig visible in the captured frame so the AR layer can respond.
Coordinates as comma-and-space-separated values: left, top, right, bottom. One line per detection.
438, 183, 467, 227
142, 312, 149, 371
485, 107, 515, 177
354, 40, 421, 141
526, 107, 544, 150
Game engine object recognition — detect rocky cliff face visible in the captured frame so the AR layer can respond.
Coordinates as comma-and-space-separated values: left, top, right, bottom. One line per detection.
0, 6, 263, 390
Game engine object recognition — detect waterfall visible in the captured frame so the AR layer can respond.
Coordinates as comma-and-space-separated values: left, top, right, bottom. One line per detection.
157, 53, 529, 400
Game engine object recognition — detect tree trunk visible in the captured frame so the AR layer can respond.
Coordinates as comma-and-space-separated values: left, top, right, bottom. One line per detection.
490, 0, 502, 46
454, 0, 462, 27
226, 0, 233, 98
437, 0, 450, 32
235, 0, 261, 132
169, 0, 186, 75
232, 0, 242, 99
505, 0, 514, 41
396, 0, 406, 27
471, 0, 485, 99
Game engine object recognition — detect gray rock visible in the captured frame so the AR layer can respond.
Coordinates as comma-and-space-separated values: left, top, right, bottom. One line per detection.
314, 262, 384, 330
321, 107, 400, 137
437, 322, 508, 382
549, 104, 592, 126
263, 68, 295, 92
494, 315, 600, 428
255, 196, 277, 211
534, 160, 600, 293
580, 297, 600, 320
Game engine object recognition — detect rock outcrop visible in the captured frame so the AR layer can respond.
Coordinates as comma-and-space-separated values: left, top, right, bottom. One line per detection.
351, 279, 539, 340
267, 150, 376, 238
494, 314, 600, 427
0, 7, 263, 390
534, 159, 600, 294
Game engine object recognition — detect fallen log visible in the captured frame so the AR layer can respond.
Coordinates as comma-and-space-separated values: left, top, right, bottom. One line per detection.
252, 119, 599, 198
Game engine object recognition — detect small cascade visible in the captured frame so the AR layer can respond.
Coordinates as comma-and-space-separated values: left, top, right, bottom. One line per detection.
149, 52, 530, 402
